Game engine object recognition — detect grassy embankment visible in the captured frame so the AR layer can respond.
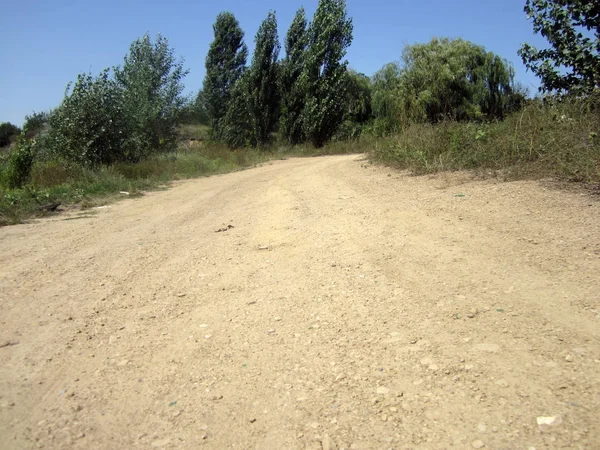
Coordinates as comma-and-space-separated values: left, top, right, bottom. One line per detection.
369, 97, 600, 184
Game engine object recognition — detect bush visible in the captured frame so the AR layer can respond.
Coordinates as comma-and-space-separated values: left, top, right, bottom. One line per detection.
23, 111, 49, 137
0, 122, 21, 147
48, 70, 128, 167
334, 120, 364, 141
3, 135, 36, 188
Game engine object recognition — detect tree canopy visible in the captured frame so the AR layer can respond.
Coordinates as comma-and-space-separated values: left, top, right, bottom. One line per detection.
519, 0, 600, 94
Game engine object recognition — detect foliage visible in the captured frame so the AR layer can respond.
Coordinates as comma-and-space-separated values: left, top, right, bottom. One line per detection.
47, 70, 128, 167
0, 122, 21, 147
301, 0, 353, 148
371, 63, 403, 135
344, 70, 372, 124
519, 0, 600, 94
203, 12, 248, 140
222, 73, 255, 148
2, 134, 36, 188
23, 111, 49, 136
280, 7, 308, 145
398, 38, 516, 123
178, 91, 209, 125
115, 33, 188, 157
246, 11, 281, 147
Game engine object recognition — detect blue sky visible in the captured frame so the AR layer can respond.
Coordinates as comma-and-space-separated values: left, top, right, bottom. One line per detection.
0, 0, 548, 126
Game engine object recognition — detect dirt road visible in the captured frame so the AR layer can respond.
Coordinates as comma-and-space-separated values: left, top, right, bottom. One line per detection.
1, 155, 599, 449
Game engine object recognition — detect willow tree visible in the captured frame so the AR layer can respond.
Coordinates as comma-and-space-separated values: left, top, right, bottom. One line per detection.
398, 38, 515, 122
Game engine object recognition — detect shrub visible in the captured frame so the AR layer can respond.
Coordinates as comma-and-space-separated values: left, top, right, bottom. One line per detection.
3, 134, 36, 188
0, 122, 21, 147
47, 70, 127, 167
23, 111, 49, 137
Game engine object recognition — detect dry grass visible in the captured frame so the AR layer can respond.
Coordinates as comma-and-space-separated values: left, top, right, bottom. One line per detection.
370, 96, 600, 184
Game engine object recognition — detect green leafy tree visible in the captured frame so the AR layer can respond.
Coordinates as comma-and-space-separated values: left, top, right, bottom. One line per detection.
203, 12, 248, 140
246, 11, 281, 146
0, 122, 21, 147
115, 33, 188, 157
371, 63, 403, 134
280, 7, 308, 145
222, 73, 255, 148
334, 70, 373, 141
193, 90, 210, 124
48, 70, 127, 166
178, 91, 209, 125
301, 0, 353, 147
398, 38, 515, 122
23, 111, 49, 137
344, 70, 372, 124
518, 0, 600, 94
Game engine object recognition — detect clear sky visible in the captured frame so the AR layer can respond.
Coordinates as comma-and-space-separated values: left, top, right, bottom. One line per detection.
0, 0, 548, 126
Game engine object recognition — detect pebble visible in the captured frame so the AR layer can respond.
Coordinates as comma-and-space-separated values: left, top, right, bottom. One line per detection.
376, 387, 390, 395
537, 415, 562, 427
474, 343, 500, 353
151, 438, 171, 447
478, 423, 487, 433
565, 354, 573, 362
472, 440, 485, 448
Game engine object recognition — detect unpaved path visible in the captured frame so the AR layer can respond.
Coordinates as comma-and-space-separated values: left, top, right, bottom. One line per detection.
1, 155, 599, 449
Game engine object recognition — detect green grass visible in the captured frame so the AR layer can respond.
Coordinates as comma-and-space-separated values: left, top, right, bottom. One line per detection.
369, 96, 600, 184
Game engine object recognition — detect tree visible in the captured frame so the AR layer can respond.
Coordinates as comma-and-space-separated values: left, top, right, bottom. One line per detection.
344, 70, 372, 124
246, 11, 281, 146
222, 73, 255, 148
518, 0, 600, 94
398, 38, 515, 122
48, 70, 127, 166
334, 70, 373, 141
203, 12, 248, 140
23, 111, 49, 137
301, 0, 353, 148
371, 63, 403, 134
0, 122, 21, 147
115, 33, 188, 157
280, 7, 308, 145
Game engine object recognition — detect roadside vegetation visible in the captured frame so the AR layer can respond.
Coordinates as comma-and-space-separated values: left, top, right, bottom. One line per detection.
0, 0, 598, 226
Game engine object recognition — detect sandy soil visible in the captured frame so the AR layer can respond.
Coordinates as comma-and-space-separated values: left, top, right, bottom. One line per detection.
0, 154, 599, 449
